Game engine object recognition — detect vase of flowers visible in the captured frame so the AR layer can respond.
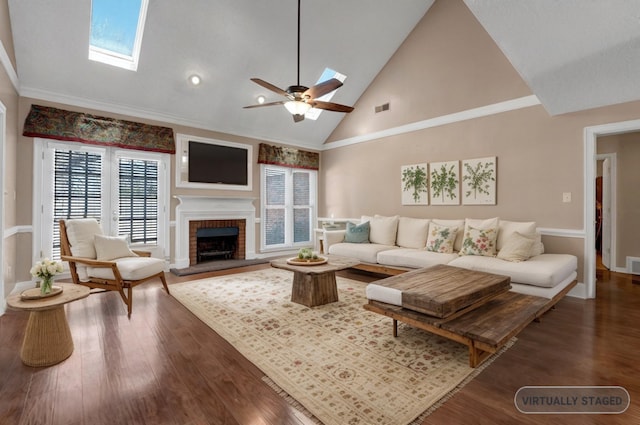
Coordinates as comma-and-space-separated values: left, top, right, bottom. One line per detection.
30, 258, 64, 295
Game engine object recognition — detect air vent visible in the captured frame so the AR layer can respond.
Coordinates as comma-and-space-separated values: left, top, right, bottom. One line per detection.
627, 257, 640, 275
374, 103, 390, 113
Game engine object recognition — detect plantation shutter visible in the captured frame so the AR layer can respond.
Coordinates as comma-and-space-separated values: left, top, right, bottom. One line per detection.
52, 149, 103, 259
264, 167, 286, 246
293, 171, 311, 243
118, 158, 158, 244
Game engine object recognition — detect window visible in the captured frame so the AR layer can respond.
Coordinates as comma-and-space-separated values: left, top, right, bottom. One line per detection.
305, 68, 346, 121
89, 0, 149, 71
261, 165, 316, 251
34, 140, 169, 261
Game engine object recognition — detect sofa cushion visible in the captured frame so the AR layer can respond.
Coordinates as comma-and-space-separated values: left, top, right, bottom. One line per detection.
396, 217, 430, 249
448, 253, 577, 288
460, 225, 498, 256
497, 220, 537, 250
94, 234, 137, 261
64, 218, 103, 281
497, 232, 535, 262
328, 242, 398, 264
425, 223, 458, 253
344, 221, 370, 243
368, 215, 399, 246
65, 218, 103, 259
431, 219, 465, 251
88, 256, 165, 281
377, 248, 458, 269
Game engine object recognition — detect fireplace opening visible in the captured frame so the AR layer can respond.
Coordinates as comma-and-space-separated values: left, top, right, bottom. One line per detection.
196, 227, 239, 263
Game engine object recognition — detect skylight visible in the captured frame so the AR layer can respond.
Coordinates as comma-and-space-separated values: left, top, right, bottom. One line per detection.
89, 0, 148, 71
306, 68, 346, 120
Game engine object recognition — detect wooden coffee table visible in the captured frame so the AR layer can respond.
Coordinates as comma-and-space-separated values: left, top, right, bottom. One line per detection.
6, 283, 90, 367
270, 255, 359, 307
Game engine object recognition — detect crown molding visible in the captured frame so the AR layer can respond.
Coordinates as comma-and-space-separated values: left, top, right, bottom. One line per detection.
323, 95, 541, 150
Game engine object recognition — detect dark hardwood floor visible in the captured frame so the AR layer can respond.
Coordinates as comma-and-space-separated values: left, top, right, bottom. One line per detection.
1, 264, 639, 425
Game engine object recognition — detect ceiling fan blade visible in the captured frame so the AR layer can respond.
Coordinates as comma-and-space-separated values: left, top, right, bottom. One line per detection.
243, 101, 285, 109
304, 78, 343, 99
310, 100, 354, 113
250, 78, 292, 98
293, 114, 305, 123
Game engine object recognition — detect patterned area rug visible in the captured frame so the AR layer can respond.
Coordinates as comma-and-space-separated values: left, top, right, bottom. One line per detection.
170, 269, 511, 425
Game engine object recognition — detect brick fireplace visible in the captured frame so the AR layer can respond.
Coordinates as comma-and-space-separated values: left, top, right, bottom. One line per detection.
174, 196, 256, 269
188, 219, 246, 265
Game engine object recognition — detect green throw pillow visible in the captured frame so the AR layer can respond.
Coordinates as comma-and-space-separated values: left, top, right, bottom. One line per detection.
345, 221, 370, 243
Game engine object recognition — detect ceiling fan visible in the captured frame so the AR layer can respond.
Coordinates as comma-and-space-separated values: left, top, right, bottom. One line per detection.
243, 0, 354, 122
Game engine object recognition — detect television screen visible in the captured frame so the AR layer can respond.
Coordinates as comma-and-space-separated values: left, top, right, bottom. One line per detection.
188, 141, 248, 185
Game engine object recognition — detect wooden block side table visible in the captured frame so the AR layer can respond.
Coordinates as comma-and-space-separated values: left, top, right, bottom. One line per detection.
6, 283, 90, 367
270, 255, 360, 307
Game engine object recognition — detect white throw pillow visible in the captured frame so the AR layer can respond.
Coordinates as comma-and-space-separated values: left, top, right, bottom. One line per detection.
369, 215, 399, 246
396, 217, 430, 249
425, 223, 458, 253
94, 234, 138, 261
497, 232, 535, 262
530, 232, 545, 256
65, 218, 103, 259
497, 220, 537, 250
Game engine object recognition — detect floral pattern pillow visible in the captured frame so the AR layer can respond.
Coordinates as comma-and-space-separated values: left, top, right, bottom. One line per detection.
460, 226, 498, 256
425, 223, 458, 253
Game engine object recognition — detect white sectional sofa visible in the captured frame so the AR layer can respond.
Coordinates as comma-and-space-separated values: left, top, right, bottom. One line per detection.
325, 215, 577, 300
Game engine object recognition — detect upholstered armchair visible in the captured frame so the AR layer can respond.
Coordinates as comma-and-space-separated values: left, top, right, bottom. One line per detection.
59, 218, 169, 317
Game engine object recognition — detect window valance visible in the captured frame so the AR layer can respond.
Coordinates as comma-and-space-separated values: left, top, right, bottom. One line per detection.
23, 105, 175, 154
257, 143, 319, 170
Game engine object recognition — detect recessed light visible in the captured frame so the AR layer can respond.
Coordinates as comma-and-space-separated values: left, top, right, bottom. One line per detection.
257, 95, 266, 104
188, 75, 201, 85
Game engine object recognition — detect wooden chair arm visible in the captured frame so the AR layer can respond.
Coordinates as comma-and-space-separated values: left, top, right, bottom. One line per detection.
60, 255, 118, 268
132, 250, 151, 257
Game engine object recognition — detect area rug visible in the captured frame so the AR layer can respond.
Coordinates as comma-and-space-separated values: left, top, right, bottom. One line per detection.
169, 258, 269, 276
170, 268, 511, 425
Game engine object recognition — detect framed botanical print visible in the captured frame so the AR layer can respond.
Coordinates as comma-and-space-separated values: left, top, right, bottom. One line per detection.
401, 163, 428, 205
462, 156, 496, 205
429, 160, 459, 205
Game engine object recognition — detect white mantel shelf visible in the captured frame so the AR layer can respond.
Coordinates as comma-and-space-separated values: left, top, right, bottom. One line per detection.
174, 196, 257, 268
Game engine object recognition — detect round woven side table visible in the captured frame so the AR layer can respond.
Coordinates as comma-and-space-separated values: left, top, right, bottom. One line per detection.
6, 283, 90, 367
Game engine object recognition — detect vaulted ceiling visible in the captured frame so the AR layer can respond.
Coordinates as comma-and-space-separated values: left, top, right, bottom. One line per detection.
8, 0, 640, 149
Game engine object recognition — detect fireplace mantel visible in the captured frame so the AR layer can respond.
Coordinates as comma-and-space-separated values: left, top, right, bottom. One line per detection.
174, 196, 257, 268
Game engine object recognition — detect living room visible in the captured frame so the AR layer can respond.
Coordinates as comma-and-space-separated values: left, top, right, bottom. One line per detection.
1, 0, 640, 424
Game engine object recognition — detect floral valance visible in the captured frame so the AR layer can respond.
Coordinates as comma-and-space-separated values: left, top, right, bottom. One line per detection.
257, 143, 319, 170
23, 105, 175, 154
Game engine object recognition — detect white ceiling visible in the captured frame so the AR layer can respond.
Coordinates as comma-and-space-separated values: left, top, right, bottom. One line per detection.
8, 0, 640, 149
463, 0, 640, 116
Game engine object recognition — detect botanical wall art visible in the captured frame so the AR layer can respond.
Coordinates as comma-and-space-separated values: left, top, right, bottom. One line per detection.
429, 160, 460, 205
461, 156, 497, 205
401, 163, 428, 205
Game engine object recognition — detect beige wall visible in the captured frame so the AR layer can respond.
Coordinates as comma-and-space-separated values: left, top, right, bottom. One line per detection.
597, 132, 640, 269
319, 0, 640, 285
0, 1, 19, 296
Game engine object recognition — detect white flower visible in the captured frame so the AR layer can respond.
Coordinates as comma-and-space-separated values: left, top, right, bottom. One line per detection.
31, 258, 63, 279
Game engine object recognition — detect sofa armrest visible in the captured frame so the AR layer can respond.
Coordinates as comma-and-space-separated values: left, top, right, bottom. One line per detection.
324, 230, 346, 252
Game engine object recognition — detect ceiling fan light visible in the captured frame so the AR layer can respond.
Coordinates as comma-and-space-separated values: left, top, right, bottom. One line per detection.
284, 100, 311, 115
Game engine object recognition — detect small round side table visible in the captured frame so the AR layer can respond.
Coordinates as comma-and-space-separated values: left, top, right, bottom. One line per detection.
6, 283, 90, 367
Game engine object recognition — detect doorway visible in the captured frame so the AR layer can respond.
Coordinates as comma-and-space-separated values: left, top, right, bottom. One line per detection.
595, 154, 616, 275
585, 119, 640, 298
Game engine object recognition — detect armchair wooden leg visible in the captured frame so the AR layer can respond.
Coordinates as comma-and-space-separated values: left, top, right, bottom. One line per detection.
127, 286, 133, 318
159, 273, 170, 295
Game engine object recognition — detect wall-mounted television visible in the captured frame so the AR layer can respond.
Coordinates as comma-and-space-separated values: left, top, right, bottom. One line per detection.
175, 134, 253, 190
